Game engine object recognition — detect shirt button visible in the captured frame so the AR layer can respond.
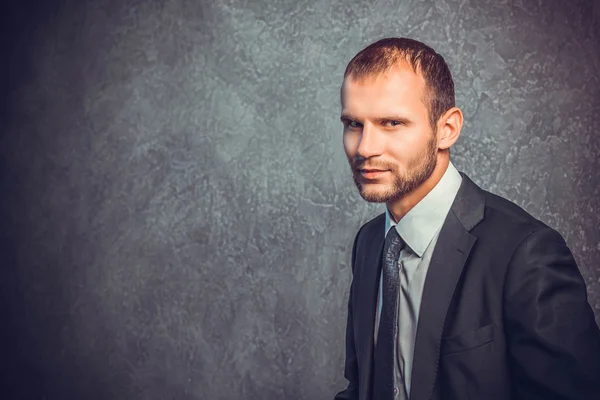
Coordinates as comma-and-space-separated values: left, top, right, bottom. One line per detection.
393, 387, 398, 396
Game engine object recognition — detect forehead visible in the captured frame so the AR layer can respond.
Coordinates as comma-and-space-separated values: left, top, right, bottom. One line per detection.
341, 64, 428, 117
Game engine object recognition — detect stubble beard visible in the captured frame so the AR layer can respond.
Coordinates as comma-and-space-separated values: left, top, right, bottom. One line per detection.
350, 133, 438, 203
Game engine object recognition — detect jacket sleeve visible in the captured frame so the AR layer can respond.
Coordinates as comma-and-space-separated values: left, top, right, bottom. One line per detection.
334, 227, 363, 400
504, 226, 600, 399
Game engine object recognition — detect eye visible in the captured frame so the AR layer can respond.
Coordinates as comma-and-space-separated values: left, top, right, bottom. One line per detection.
343, 120, 362, 129
383, 120, 403, 127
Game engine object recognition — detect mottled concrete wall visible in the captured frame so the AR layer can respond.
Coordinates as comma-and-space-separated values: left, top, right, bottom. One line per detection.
1, 0, 599, 399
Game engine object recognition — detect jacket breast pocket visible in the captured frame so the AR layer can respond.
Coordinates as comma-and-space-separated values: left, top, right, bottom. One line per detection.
441, 324, 495, 355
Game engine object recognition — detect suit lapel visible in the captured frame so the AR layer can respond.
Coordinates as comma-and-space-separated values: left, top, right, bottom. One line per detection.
409, 173, 485, 400
357, 221, 385, 400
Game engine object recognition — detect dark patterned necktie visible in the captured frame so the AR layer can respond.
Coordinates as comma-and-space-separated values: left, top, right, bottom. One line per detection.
373, 227, 405, 399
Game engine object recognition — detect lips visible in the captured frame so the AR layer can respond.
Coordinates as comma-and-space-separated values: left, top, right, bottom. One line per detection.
359, 169, 389, 179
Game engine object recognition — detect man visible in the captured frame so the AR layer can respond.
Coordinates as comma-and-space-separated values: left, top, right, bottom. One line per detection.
334, 37, 600, 400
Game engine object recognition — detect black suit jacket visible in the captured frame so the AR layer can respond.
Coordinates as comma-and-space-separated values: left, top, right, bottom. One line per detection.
334, 172, 600, 400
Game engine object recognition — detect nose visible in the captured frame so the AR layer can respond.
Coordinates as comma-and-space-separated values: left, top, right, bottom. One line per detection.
356, 123, 382, 159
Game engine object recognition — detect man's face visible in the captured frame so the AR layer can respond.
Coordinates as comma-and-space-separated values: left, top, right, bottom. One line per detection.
340, 64, 439, 204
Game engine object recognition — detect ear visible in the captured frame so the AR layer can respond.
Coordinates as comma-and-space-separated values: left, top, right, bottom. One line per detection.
437, 106, 463, 150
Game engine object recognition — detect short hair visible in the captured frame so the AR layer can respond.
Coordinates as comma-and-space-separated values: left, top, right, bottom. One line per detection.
343, 37, 455, 130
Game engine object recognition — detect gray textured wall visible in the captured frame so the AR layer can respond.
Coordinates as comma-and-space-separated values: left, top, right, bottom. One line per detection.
1, 0, 599, 399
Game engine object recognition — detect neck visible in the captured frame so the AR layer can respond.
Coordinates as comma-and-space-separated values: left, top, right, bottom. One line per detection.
386, 153, 450, 222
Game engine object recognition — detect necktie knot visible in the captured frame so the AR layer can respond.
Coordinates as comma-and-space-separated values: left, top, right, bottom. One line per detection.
384, 227, 404, 264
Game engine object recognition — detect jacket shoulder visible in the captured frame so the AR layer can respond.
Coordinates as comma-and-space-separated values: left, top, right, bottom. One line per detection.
356, 212, 386, 239
479, 189, 557, 239
483, 190, 542, 224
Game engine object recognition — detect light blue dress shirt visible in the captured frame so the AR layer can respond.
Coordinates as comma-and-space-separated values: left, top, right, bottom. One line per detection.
374, 162, 463, 399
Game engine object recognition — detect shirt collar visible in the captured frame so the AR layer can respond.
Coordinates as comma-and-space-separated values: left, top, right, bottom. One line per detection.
385, 162, 462, 257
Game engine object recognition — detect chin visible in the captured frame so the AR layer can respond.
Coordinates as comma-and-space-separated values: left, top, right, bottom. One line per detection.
358, 185, 394, 203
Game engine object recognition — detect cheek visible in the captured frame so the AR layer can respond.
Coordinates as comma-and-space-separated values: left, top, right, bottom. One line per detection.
343, 133, 357, 157
385, 139, 407, 160
385, 130, 430, 164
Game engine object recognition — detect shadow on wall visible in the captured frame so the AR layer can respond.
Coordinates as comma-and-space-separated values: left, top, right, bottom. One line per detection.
0, 0, 63, 398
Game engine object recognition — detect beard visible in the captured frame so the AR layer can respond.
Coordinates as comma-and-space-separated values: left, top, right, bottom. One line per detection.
349, 132, 438, 203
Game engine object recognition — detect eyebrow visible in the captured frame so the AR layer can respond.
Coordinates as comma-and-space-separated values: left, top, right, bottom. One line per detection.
340, 113, 413, 125
340, 113, 358, 122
